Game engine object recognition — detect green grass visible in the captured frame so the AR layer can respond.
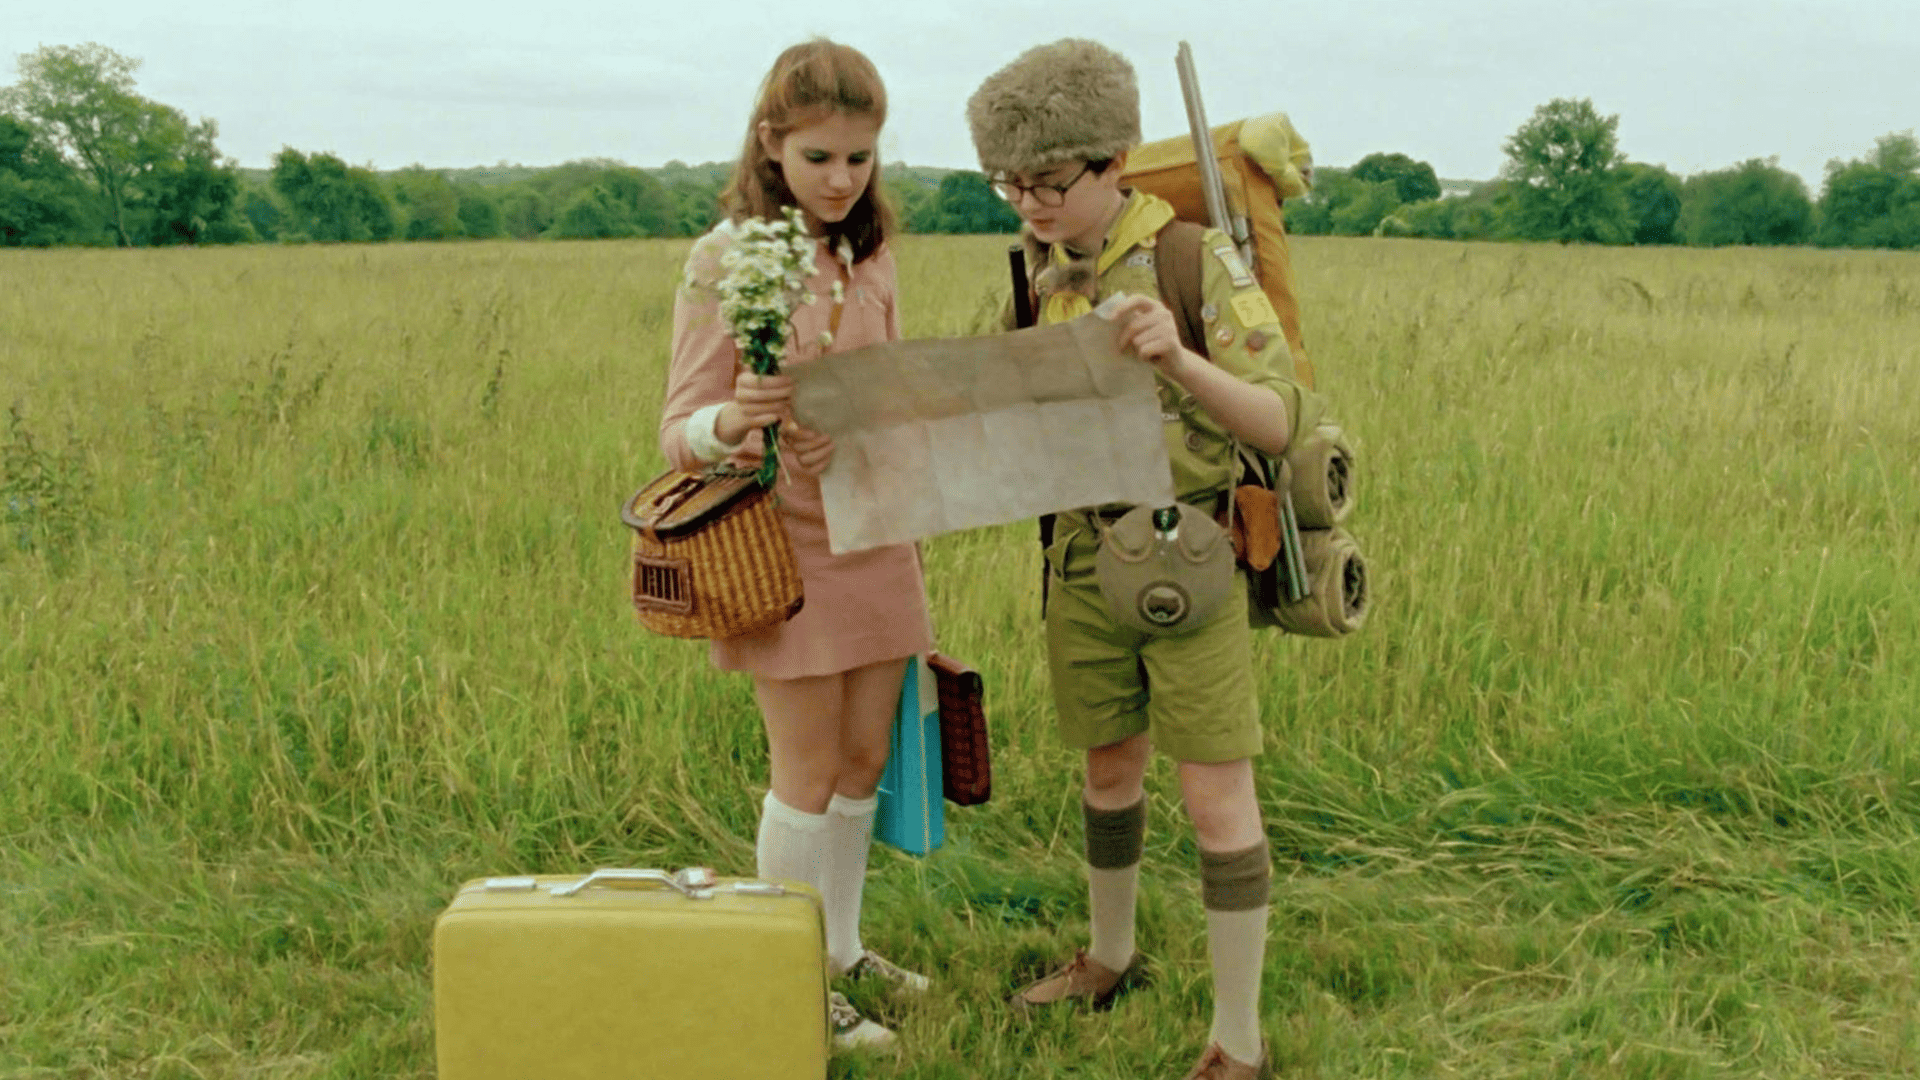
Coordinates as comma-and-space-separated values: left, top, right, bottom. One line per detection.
2, 235, 1917, 1077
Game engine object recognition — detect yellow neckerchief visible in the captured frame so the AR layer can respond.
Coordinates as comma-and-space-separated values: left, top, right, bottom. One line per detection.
1039, 190, 1177, 325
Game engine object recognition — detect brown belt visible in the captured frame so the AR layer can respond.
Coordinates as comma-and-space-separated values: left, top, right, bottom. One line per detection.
1080, 493, 1231, 525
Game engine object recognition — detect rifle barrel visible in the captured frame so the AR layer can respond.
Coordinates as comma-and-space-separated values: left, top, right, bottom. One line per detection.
1279, 490, 1311, 604
1175, 42, 1237, 249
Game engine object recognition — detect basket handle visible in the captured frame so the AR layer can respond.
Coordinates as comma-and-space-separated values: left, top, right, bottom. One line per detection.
620, 467, 758, 533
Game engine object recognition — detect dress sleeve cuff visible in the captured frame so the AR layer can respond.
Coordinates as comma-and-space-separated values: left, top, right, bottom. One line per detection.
686, 402, 745, 464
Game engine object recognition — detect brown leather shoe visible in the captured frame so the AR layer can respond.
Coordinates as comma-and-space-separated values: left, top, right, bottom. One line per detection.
1009, 949, 1143, 1012
1178, 1042, 1269, 1080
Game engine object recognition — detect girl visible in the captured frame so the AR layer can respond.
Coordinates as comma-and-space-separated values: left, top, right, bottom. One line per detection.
657, 39, 930, 1052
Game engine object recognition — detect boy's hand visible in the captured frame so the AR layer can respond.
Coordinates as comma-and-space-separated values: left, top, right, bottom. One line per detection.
1101, 294, 1194, 378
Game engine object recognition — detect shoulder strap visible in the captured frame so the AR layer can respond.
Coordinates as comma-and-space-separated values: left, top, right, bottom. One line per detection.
1154, 219, 1208, 359
1041, 220, 1207, 611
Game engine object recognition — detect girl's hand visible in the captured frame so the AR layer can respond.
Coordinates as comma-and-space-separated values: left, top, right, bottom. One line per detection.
782, 422, 836, 477
1103, 294, 1195, 379
718, 371, 795, 444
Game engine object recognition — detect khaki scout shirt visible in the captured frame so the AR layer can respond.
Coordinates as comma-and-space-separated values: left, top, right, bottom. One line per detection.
1089, 199, 1304, 504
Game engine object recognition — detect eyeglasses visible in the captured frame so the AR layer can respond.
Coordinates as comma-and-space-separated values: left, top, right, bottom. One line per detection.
990, 162, 1093, 208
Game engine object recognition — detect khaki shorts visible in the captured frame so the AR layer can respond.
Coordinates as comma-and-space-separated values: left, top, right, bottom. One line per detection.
1042, 516, 1261, 763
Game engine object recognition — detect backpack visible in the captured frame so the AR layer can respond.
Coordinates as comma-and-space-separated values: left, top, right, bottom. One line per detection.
1027, 116, 1368, 636
1122, 112, 1316, 388
1030, 217, 1301, 626
1148, 219, 1299, 630
1034, 210, 1365, 636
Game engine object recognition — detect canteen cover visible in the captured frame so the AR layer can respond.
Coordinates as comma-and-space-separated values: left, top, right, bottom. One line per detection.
1094, 502, 1235, 634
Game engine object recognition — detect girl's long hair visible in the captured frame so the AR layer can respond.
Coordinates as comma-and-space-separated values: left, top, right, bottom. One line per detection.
720, 39, 894, 263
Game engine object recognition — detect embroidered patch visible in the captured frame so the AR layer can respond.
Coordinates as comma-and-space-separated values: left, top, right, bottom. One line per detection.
1231, 291, 1279, 329
1126, 250, 1155, 269
1201, 303, 1219, 323
1213, 243, 1256, 290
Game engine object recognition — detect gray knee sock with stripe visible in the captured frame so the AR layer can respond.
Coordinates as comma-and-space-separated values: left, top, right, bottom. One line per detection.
1085, 796, 1146, 973
1201, 841, 1271, 1065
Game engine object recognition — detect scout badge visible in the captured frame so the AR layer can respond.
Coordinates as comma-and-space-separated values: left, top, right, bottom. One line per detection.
621, 209, 815, 639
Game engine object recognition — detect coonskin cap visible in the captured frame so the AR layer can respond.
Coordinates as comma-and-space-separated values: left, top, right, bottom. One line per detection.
967, 38, 1141, 176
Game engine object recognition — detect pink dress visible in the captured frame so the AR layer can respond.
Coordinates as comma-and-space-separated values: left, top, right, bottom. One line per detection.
659, 228, 934, 680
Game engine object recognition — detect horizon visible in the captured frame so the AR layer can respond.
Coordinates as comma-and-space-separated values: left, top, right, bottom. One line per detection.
224, 156, 1831, 195
10, 0, 1916, 200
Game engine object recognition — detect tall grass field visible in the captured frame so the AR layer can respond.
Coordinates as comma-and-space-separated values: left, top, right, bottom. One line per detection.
2, 233, 1917, 1078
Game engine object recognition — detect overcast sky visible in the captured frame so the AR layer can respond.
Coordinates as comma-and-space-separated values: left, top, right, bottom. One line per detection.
8, 1, 1916, 189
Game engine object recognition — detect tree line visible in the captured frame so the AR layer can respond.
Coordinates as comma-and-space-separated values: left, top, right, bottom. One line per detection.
1291, 98, 1920, 249
4, 45, 1913, 250
0, 44, 1019, 248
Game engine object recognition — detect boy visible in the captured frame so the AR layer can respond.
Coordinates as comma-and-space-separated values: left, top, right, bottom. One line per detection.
967, 38, 1316, 1080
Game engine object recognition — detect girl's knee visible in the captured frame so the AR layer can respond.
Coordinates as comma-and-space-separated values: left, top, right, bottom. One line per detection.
838, 745, 889, 795
1178, 760, 1262, 850
769, 748, 844, 811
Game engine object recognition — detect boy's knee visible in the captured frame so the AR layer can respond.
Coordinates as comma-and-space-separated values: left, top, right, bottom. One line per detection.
1178, 758, 1260, 846
1084, 735, 1149, 803
1184, 798, 1237, 845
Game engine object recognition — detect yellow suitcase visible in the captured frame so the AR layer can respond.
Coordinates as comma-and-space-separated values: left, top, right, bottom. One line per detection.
433, 867, 829, 1080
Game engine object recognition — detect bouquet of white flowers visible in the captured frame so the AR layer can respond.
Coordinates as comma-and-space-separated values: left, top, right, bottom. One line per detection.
713, 206, 816, 485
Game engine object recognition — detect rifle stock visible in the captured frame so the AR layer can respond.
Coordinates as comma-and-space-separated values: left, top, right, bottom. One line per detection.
1008, 245, 1035, 329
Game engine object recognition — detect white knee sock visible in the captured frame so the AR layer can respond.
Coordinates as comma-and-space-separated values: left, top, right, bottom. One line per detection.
824, 792, 878, 974
755, 791, 831, 901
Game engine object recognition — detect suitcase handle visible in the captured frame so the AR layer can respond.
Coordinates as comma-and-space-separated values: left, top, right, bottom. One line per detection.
549, 867, 716, 898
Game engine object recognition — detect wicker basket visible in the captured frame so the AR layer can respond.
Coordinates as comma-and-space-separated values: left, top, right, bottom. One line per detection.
621, 466, 804, 639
